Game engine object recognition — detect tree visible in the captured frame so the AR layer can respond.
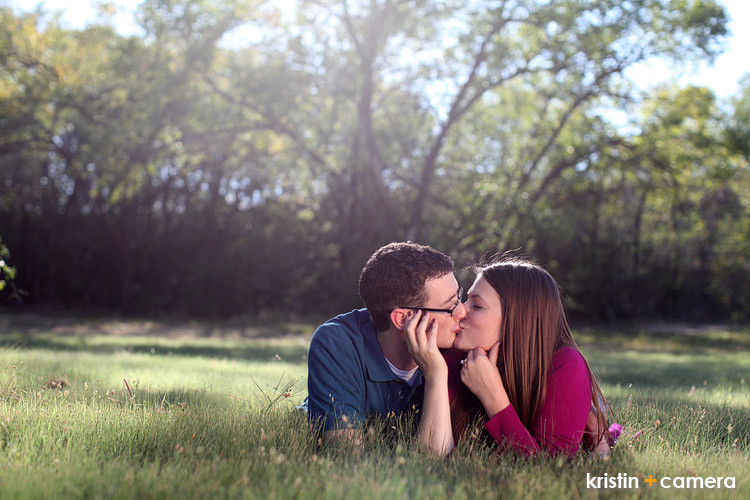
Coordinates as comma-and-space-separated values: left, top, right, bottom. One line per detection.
211, 0, 728, 270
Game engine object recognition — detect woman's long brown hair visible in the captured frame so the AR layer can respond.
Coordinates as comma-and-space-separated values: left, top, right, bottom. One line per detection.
451, 257, 611, 450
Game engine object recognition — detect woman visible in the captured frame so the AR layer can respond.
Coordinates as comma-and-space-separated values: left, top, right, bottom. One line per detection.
406, 256, 611, 457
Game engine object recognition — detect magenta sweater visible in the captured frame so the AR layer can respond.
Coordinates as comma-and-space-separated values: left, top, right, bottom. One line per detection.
445, 346, 591, 457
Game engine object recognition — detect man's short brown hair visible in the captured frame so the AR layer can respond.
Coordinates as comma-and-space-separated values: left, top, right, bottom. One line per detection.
358, 242, 454, 332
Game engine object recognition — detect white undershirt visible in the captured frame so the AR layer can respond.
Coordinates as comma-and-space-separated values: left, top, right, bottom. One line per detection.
385, 358, 421, 387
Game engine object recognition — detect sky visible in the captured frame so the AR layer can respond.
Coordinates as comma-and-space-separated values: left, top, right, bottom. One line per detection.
625, 0, 750, 99
8, 0, 750, 100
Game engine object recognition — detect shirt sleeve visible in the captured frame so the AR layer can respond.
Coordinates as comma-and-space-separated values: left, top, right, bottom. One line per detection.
483, 348, 591, 457
306, 332, 367, 432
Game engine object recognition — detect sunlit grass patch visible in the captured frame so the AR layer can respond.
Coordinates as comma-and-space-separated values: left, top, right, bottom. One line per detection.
575, 323, 750, 353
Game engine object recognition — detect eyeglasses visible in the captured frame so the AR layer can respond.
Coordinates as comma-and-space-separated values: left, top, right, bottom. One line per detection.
400, 286, 464, 317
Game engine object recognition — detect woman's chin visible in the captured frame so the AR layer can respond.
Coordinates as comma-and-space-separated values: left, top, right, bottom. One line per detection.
452, 337, 499, 353
451, 338, 471, 352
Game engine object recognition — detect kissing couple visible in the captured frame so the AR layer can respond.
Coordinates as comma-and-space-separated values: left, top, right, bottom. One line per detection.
306, 242, 617, 457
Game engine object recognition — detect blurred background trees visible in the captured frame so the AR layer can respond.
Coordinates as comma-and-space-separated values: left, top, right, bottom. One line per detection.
1, 0, 747, 321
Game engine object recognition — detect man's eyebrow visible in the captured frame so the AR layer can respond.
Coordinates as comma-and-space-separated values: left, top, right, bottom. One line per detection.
440, 288, 459, 306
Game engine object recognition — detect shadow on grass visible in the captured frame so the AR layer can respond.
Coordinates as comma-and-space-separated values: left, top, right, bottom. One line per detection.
585, 350, 749, 389
0, 333, 309, 363
0, 312, 323, 339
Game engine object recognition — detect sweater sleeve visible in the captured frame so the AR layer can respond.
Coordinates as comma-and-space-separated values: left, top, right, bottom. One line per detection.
483, 347, 591, 457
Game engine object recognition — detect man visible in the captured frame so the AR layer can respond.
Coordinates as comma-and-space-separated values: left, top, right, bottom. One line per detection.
306, 241, 465, 444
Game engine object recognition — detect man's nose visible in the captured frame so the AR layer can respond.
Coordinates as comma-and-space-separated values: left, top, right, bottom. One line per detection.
454, 301, 468, 320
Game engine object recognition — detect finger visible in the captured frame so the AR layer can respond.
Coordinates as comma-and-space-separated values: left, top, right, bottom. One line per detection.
403, 308, 416, 329
464, 348, 478, 368
464, 348, 475, 364
426, 317, 438, 349
488, 341, 501, 365
415, 312, 430, 347
403, 310, 420, 350
471, 347, 488, 360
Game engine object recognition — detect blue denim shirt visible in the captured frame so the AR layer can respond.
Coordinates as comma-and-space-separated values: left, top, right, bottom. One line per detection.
306, 309, 424, 431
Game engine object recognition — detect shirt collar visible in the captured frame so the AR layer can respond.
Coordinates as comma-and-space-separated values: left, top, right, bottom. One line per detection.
360, 310, 424, 386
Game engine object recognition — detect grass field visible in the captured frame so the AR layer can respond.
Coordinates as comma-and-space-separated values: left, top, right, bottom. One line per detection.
0, 315, 748, 499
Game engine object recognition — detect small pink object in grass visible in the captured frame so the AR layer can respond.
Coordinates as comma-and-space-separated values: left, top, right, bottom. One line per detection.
608, 422, 622, 446
608, 423, 644, 447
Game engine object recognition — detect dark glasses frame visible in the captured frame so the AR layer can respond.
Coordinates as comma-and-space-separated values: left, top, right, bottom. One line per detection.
398, 285, 464, 317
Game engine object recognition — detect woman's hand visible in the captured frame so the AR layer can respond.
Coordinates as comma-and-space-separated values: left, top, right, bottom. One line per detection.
403, 310, 447, 380
460, 342, 510, 419
405, 310, 454, 455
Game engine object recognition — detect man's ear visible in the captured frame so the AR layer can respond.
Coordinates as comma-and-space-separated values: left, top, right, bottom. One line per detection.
389, 309, 408, 333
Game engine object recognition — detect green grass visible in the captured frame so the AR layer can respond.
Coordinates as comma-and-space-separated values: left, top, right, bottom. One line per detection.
1, 317, 748, 499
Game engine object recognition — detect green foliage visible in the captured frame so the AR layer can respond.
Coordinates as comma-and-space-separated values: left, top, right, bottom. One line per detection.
0, 236, 22, 302
726, 73, 750, 159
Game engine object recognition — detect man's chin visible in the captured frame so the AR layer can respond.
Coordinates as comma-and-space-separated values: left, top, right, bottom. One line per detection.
447, 330, 464, 351
437, 333, 458, 349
